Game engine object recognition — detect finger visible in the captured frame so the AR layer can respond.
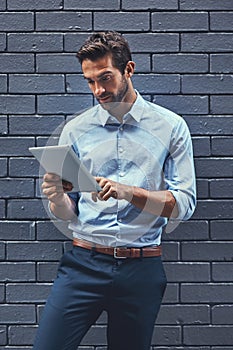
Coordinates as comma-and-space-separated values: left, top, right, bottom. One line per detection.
62, 180, 73, 192
43, 173, 61, 182
42, 185, 64, 197
91, 192, 98, 202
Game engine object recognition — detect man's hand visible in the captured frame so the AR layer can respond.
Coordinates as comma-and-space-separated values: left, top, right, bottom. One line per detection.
41, 173, 73, 206
93, 176, 134, 202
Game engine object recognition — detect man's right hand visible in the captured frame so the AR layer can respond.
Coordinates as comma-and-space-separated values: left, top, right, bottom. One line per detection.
41, 173, 73, 207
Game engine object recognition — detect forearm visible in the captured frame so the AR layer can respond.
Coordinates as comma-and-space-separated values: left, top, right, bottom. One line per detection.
50, 194, 77, 221
129, 187, 178, 218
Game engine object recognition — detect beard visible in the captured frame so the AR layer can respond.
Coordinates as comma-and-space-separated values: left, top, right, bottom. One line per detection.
96, 76, 129, 115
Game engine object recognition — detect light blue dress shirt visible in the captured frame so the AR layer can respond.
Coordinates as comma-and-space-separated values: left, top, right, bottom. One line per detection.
58, 92, 196, 247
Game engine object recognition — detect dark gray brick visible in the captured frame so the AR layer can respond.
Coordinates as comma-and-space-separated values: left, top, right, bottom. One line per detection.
94, 12, 149, 32
164, 262, 210, 282
0, 158, 7, 177
80, 325, 106, 346
196, 179, 209, 199
194, 158, 233, 178
66, 74, 91, 93
0, 33, 6, 51
210, 179, 233, 198
36, 54, 80, 73
181, 33, 233, 52
192, 200, 233, 220
133, 74, 180, 94
9, 115, 64, 134
0, 200, 5, 219
212, 305, 233, 324
7, 0, 63, 10
122, 0, 178, 10
0, 326, 6, 345
36, 220, 70, 240
7, 199, 48, 219
0, 12, 34, 31
150, 325, 181, 346
37, 94, 92, 114
210, 96, 233, 114
0, 0, 6, 10
153, 54, 208, 73
153, 95, 208, 115
0, 95, 35, 114
183, 325, 233, 346
184, 116, 233, 135
0, 243, 4, 261
180, 0, 233, 10
0, 137, 35, 156
9, 74, 65, 93
9, 325, 36, 345
64, 0, 119, 10
9, 158, 39, 177
210, 220, 233, 240
36, 12, 92, 31
157, 304, 210, 325
212, 263, 233, 282
0, 75, 7, 93
0, 178, 34, 198
0, 116, 7, 135
132, 54, 151, 72
162, 284, 179, 303
181, 283, 233, 303
125, 33, 179, 53
182, 242, 233, 261
0, 262, 35, 281
162, 242, 179, 261
64, 33, 91, 53
210, 12, 233, 31
211, 136, 233, 156
8, 33, 63, 52
2, 226, 28, 248
6, 283, 51, 303
0, 285, 4, 302
0, 54, 34, 73
7, 242, 62, 261
163, 220, 209, 241
182, 75, 233, 94
37, 262, 59, 281
0, 304, 35, 324
210, 54, 233, 73
152, 12, 208, 32
192, 137, 210, 156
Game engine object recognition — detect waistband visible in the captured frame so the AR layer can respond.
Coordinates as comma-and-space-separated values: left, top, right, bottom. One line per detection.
73, 238, 162, 259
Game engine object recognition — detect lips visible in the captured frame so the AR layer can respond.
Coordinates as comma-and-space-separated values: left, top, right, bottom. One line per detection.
98, 95, 111, 103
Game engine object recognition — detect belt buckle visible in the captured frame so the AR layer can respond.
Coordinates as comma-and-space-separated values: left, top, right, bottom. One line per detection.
114, 247, 127, 259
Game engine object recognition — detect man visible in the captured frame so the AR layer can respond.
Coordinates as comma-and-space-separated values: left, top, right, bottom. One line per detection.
33, 31, 196, 350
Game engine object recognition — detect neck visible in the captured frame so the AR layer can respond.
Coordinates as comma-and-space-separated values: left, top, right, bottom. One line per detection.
110, 84, 137, 122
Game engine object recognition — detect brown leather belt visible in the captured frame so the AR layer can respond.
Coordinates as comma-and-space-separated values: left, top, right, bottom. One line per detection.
73, 238, 162, 259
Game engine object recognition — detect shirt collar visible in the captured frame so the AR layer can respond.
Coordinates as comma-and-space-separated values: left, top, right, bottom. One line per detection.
97, 90, 145, 127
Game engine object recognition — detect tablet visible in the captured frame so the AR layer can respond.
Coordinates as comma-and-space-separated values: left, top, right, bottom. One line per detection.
29, 145, 102, 193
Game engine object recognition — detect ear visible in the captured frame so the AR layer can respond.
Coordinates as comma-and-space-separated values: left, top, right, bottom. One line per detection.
125, 61, 135, 78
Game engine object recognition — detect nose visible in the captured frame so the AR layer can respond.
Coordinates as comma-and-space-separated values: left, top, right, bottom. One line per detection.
94, 82, 105, 97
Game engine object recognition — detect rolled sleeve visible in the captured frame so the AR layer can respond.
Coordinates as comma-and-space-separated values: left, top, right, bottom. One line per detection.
164, 118, 196, 221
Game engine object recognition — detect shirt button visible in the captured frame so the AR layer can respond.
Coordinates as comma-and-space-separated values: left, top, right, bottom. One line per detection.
119, 127, 123, 132
118, 218, 122, 223
119, 172, 125, 177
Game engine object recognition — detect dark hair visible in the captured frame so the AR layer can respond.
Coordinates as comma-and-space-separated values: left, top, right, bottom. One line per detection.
76, 31, 132, 74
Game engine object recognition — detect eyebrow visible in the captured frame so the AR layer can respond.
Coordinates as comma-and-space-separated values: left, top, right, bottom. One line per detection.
84, 71, 113, 81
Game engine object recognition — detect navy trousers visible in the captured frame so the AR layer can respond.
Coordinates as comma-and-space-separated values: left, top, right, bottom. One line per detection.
33, 245, 167, 350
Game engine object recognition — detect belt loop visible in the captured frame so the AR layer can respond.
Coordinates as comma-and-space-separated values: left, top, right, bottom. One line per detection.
91, 245, 96, 257
140, 247, 143, 260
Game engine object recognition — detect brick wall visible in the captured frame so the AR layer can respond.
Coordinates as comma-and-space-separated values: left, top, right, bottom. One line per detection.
0, 0, 233, 349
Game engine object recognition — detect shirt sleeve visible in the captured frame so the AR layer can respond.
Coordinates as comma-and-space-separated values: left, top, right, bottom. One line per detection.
164, 118, 196, 221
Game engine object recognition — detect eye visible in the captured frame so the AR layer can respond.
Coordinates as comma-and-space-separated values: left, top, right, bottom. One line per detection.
101, 75, 112, 82
87, 79, 94, 85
